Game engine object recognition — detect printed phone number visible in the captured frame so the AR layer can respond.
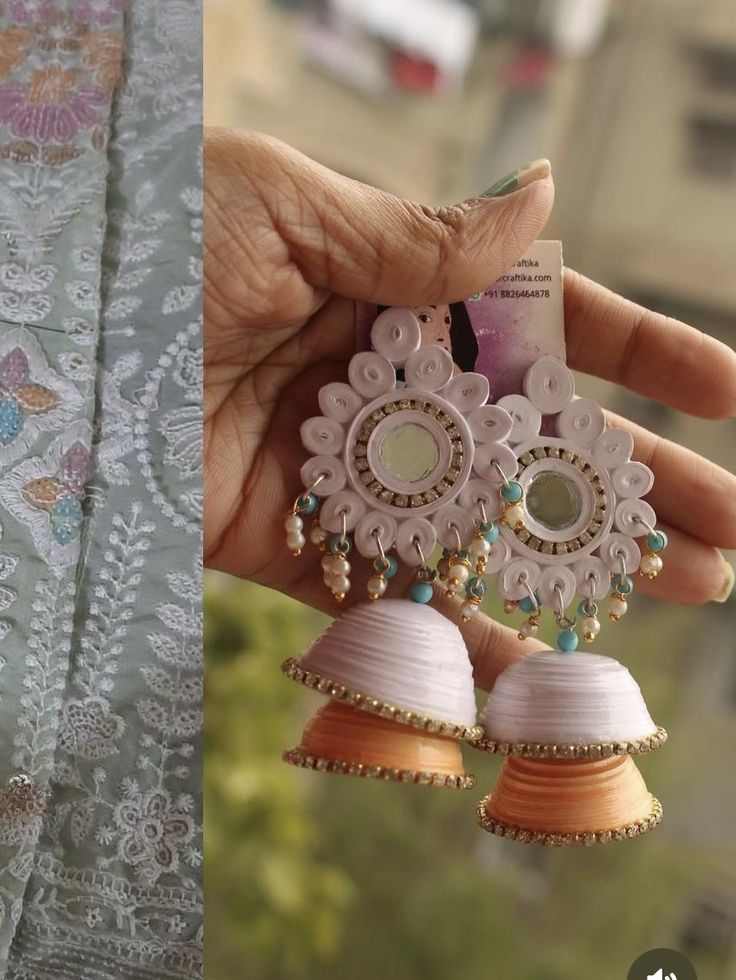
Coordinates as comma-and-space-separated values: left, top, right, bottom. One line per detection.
487, 289, 551, 299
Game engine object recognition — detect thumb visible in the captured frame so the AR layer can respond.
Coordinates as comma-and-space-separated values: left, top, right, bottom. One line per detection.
241, 131, 554, 305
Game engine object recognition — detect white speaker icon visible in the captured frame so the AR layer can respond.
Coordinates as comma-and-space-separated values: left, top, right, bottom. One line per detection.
647, 970, 677, 980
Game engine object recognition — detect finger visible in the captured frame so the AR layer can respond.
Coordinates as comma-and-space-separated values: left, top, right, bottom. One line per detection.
632, 522, 733, 606
216, 129, 554, 309
604, 411, 736, 550
430, 588, 547, 691
565, 268, 736, 419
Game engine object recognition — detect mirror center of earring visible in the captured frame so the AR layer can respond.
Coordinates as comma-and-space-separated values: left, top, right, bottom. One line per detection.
378, 421, 439, 483
526, 470, 584, 531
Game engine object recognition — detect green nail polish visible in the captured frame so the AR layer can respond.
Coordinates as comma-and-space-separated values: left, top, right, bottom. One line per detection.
480, 170, 520, 198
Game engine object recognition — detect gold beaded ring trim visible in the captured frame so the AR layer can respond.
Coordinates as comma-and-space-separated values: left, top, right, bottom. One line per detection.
466, 726, 668, 759
283, 748, 476, 789
475, 795, 663, 846
281, 657, 484, 742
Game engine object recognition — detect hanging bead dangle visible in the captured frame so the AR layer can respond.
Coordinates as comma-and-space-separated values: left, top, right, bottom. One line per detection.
493, 460, 525, 530
461, 504, 497, 623
608, 552, 633, 623
553, 583, 579, 652
366, 528, 398, 601
444, 523, 472, 599
636, 518, 668, 580
409, 538, 437, 605
321, 509, 352, 603
285, 475, 324, 556
517, 575, 541, 641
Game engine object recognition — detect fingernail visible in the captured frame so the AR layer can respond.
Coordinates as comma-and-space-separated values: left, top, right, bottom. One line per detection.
480, 158, 552, 198
715, 561, 735, 603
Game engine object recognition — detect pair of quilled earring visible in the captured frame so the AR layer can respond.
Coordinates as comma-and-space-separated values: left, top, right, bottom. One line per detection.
281, 306, 668, 846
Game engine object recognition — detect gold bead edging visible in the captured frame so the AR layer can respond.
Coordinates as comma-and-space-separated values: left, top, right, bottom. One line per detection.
283, 748, 476, 790
475, 794, 663, 846
281, 657, 483, 742
466, 726, 668, 759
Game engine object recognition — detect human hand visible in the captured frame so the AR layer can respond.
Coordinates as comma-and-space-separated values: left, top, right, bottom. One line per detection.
204, 128, 736, 689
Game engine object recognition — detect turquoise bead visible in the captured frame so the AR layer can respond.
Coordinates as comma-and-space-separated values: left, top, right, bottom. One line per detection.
500, 481, 523, 504
612, 574, 633, 596
647, 530, 668, 553
374, 554, 398, 578
329, 534, 352, 555
482, 522, 499, 544
518, 592, 540, 614
410, 581, 434, 604
296, 493, 318, 515
577, 599, 596, 617
466, 576, 487, 599
556, 629, 579, 653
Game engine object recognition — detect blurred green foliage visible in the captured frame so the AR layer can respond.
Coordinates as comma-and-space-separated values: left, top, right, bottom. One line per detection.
206, 574, 736, 980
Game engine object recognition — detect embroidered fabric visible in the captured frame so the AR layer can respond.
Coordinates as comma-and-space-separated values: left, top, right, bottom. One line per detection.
0, 2, 202, 977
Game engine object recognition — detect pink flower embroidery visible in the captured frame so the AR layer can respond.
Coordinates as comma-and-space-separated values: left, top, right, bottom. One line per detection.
74, 0, 123, 26
10, 0, 56, 23
0, 66, 108, 144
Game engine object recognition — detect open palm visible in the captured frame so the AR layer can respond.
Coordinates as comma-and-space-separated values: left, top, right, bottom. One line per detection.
204, 128, 736, 689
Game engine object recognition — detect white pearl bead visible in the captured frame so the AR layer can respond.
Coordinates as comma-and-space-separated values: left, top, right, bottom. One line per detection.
639, 554, 663, 578
286, 532, 305, 553
609, 596, 628, 621
367, 576, 387, 597
468, 537, 491, 558
583, 616, 601, 638
284, 514, 303, 533
331, 557, 351, 576
310, 525, 327, 545
504, 504, 524, 529
503, 599, 518, 614
518, 620, 538, 639
321, 554, 336, 572
461, 601, 479, 619
451, 563, 470, 583
331, 574, 351, 594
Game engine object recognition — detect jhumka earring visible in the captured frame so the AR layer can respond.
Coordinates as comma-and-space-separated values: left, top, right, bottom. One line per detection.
280, 306, 523, 789
469, 356, 668, 844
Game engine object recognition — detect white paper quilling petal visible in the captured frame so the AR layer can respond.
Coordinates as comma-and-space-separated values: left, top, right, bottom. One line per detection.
395, 516, 437, 564
319, 490, 367, 533
592, 428, 634, 471
573, 556, 612, 600
615, 498, 657, 537
403, 345, 454, 391
612, 461, 654, 500
467, 404, 514, 444
477, 650, 662, 748
442, 373, 490, 413
354, 511, 397, 557
523, 355, 575, 414
289, 599, 478, 730
485, 537, 511, 573
370, 307, 422, 362
432, 504, 476, 549
499, 558, 540, 600
496, 394, 542, 443
300, 416, 345, 456
348, 351, 396, 398
473, 442, 518, 484
598, 533, 641, 575
538, 566, 576, 608
300, 455, 347, 496
458, 479, 503, 521
556, 398, 606, 447
318, 382, 364, 424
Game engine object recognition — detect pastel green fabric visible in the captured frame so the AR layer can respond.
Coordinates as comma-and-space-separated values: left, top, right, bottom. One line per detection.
0, 3, 202, 977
